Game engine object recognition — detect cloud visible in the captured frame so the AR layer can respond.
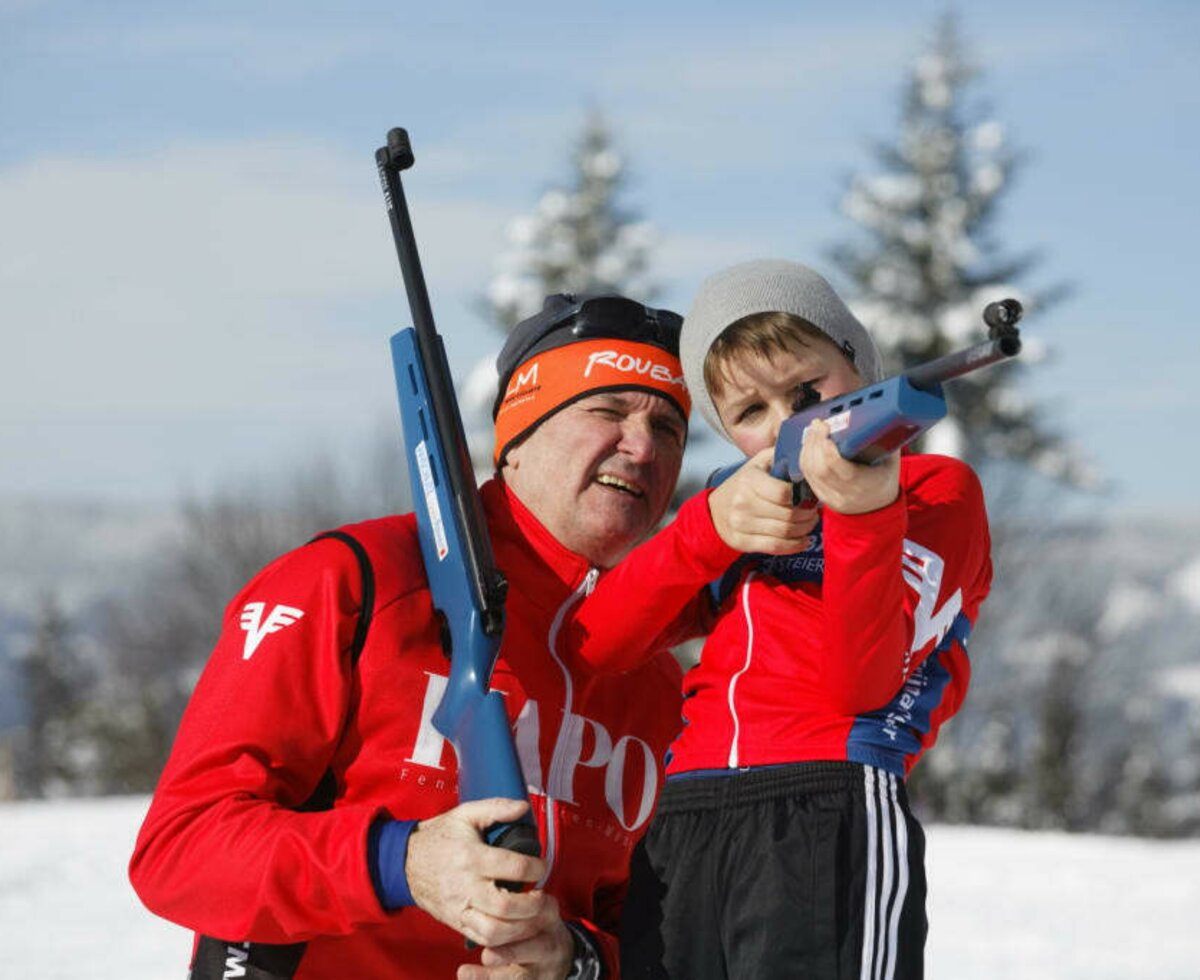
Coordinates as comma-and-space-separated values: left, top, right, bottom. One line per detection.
598, 22, 910, 98
0, 136, 516, 498
3, 137, 513, 394
38, 20, 390, 81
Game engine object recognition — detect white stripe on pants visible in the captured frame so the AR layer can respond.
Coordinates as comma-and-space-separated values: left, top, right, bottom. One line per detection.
860, 767, 910, 980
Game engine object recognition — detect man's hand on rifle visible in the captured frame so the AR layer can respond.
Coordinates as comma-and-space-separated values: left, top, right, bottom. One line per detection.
800, 418, 900, 515
407, 799, 550, 948
709, 447, 819, 554
458, 902, 574, 980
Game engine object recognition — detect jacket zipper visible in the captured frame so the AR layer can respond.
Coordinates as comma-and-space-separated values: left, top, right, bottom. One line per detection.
726, 572, 758, 768
537, 567, 600, 888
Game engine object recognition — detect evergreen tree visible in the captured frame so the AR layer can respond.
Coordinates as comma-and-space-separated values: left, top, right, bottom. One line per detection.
484, 109, 658, 332
828, 12, 1091, 487
1029, 643, 1086, 829
464, 109, 665, 473
1104, 700, 1174, 838
13, 594, 88, 797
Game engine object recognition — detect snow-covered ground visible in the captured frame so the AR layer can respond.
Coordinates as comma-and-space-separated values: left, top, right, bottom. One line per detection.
1, 795, 1198, 979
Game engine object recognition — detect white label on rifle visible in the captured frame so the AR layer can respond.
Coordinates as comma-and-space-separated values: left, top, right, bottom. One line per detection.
415, 441, 450, 560
828, 411, 851, 433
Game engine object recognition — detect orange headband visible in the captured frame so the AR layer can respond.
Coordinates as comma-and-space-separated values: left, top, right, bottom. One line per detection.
493, 338, 691, 465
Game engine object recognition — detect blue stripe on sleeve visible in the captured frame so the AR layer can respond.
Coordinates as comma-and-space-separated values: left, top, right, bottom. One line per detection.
847, 612, 972, 776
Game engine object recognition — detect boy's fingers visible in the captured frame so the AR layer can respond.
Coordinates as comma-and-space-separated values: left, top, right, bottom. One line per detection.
744, 446, 776, 470
747, 534, 813, 556
711, 444, 825, 553
801, 418, 829, 445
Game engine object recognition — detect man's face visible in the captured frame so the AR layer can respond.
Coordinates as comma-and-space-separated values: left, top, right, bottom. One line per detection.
712, 335, 863, 457
502, 390, 686, 568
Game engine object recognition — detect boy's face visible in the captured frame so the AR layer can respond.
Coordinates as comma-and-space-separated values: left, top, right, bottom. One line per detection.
711, 335, 864, 456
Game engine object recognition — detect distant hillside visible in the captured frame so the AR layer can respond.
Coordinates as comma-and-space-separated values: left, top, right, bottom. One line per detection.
0, 496, 180, 730
0, 496, 180, 614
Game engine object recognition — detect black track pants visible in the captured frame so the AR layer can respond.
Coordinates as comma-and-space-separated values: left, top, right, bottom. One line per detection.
620, 762, 927, 980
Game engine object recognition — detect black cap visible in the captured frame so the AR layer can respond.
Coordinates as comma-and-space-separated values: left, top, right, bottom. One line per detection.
493, 293, 683, 419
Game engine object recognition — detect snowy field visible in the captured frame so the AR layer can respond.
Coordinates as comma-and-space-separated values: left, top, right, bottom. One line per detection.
1, 796, 1198, 979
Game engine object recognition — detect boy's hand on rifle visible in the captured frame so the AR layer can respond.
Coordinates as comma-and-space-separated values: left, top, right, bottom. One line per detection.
800, 418, 900, 515
709, 447, 819, 554
407, 798, 549, 948
458, 901, 574, 980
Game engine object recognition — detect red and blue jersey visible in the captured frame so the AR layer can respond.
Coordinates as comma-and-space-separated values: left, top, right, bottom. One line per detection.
567, 453, 991, 778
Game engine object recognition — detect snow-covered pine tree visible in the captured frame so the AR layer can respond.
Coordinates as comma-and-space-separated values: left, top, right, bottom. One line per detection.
463, 109, 662, 474
13, 594, 88, 797
484, 109, 658, 332
828, 12, 1091, 488
838, 13, 1109, 831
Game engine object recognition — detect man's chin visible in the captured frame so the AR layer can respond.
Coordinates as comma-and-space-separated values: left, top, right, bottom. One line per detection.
587, 486, 651, 520
579, 494, 658, 556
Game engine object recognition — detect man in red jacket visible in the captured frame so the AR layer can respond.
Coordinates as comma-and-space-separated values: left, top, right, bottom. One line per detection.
130, 295, 706, 979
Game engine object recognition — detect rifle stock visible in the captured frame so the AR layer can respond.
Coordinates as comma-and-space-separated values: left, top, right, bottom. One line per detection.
389, 330, 534, 828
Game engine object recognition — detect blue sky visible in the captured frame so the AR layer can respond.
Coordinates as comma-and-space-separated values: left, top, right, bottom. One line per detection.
2, 0, 1197, 519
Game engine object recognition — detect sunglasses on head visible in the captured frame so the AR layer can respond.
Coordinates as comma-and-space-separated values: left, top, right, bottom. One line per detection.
532, 294, 683, 355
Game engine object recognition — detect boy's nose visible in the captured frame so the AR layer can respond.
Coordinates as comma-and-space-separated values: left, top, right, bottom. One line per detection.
768, 405, 790, 445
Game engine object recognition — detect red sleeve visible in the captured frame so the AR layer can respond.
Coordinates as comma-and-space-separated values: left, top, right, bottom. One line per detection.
566, 489, 740, 674
128, 537, 390, 943
819, 456, 992, 715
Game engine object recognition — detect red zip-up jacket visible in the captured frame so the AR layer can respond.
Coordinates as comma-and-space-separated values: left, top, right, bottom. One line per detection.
568, 453, 991, 778
129, 479, 684, 978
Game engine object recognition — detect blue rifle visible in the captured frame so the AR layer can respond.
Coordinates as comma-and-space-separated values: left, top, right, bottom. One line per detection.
712, 300, 1024, 497
376, 127, 540, 864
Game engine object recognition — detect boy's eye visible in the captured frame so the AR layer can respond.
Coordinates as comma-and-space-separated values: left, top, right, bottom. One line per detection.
735, 403, 764, 425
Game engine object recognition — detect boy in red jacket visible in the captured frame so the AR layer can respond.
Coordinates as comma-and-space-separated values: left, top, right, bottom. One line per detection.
568, 260, 992, 979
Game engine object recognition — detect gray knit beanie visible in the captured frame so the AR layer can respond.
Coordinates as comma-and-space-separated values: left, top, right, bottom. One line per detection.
681, 259, 882, 441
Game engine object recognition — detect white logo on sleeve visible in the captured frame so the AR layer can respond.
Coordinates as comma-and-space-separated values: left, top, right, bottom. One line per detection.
239, 602, 305, 660
901, 539, 962, 662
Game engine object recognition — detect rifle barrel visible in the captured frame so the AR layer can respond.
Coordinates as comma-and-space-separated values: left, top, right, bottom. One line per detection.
904, 334, 1021, 391
376, 131, 507, 634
